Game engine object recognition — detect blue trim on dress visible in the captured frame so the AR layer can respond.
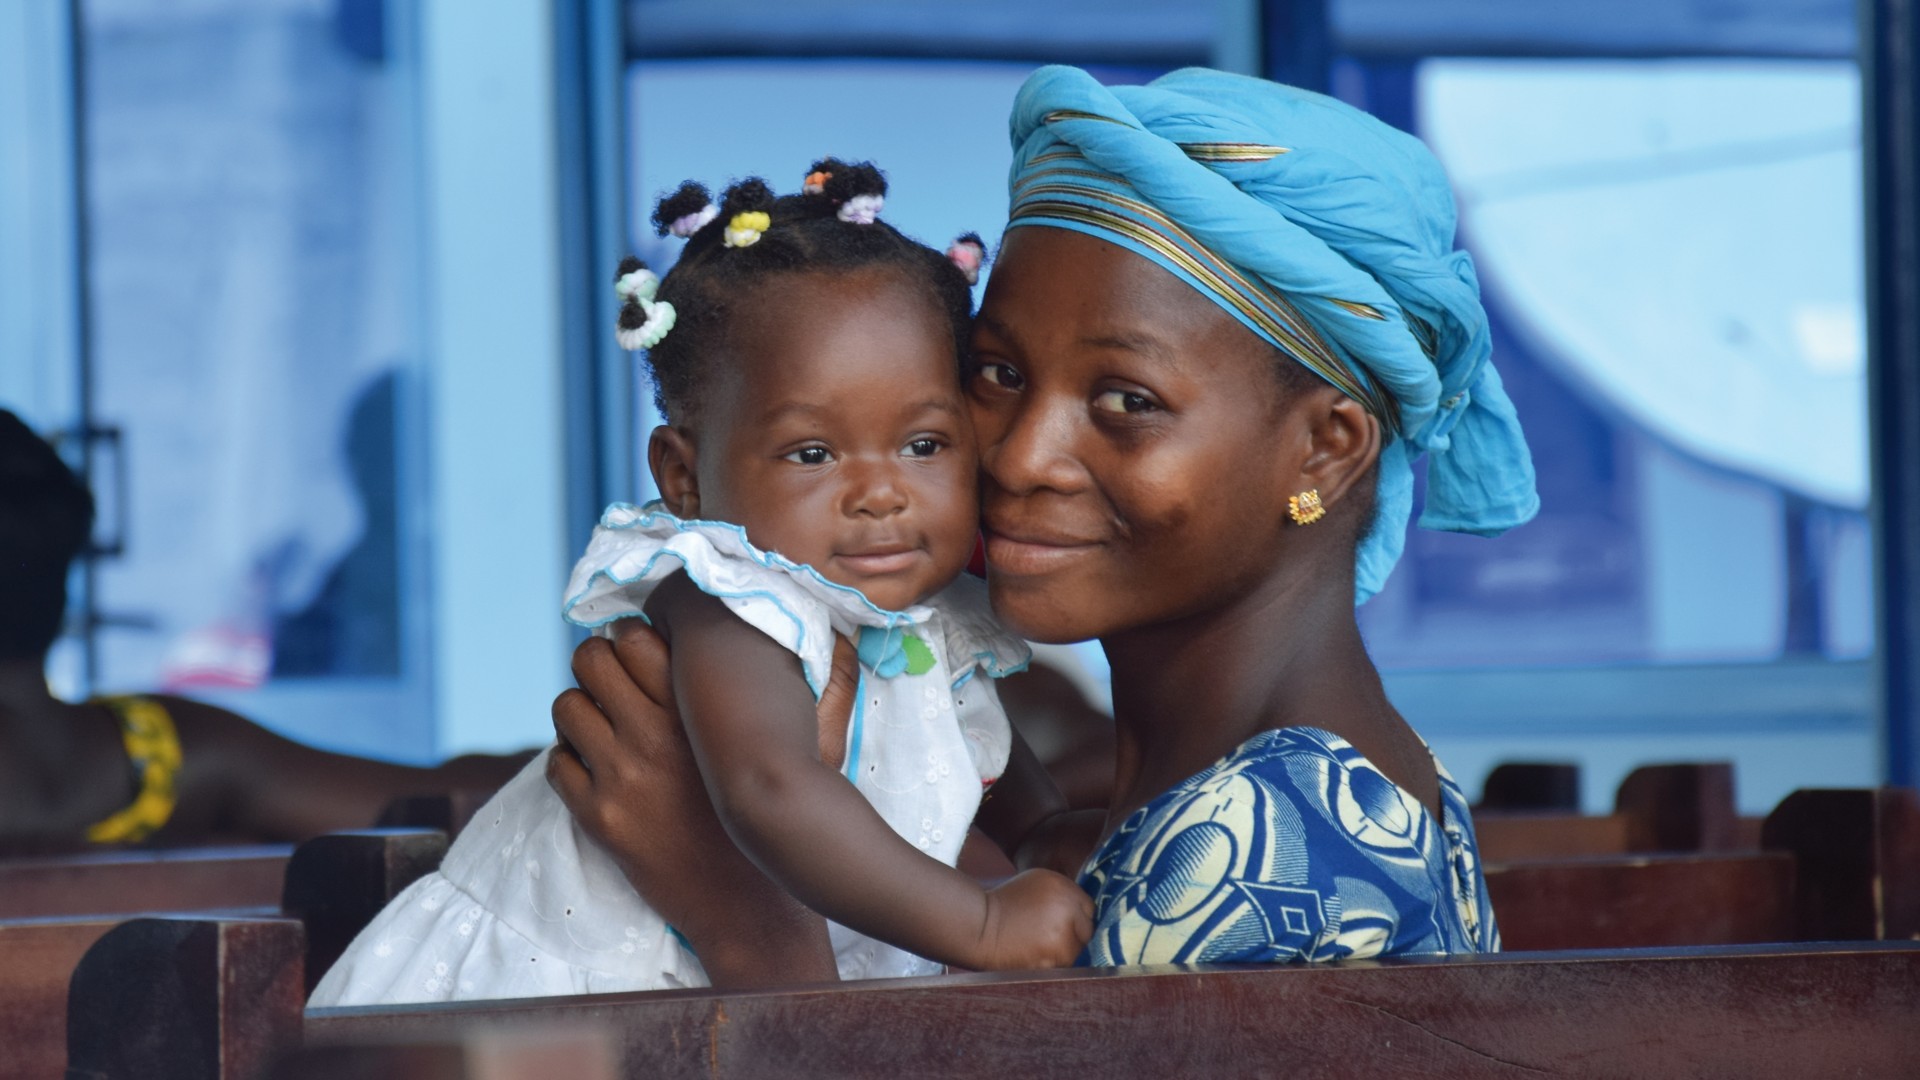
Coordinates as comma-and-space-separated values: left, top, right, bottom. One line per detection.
562, 502, 1029, 692
844, 670, 868, 781
573, 501, 920, 625
563, 546, 830, 698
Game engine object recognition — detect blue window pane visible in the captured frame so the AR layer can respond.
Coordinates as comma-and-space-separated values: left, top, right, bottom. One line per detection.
1357, 58, 1873, 668
78, 0, 429, 754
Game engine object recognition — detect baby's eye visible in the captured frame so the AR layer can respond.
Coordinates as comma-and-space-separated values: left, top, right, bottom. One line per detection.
784, 446, 834, 465
1092, 389, 1157, 414
975, 362, 1025, 391
902, 438, 942, 458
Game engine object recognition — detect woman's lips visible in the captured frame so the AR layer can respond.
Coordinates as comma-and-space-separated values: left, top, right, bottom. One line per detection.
983, 527, 1102, 576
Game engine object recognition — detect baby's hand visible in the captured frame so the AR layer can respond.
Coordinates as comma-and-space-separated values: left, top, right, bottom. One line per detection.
973, 869, 1095, 970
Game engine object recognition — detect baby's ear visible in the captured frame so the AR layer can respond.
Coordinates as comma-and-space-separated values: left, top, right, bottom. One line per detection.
648, 425, 701, 518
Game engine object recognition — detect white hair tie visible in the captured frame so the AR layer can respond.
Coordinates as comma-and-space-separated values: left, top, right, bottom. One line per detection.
837, 194, 883, 224
668, 204, 719, 239
615, 266, 660, 303
617, 298, 676, 351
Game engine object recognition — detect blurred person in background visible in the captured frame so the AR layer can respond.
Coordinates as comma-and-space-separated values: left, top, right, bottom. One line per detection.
0, 409, 525, 853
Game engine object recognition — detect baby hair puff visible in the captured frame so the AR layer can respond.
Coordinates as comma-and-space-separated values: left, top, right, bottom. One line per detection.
623, 160, 979, 424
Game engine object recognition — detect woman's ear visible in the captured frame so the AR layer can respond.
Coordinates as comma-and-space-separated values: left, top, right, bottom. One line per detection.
1294, 388, 1382, 513
648, 426, 702, 518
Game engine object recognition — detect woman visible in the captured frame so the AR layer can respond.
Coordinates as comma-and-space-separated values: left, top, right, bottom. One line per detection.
546, 65, 1537, 984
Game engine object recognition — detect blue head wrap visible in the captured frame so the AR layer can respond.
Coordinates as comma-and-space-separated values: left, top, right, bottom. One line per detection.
1007, 66, 1539, 602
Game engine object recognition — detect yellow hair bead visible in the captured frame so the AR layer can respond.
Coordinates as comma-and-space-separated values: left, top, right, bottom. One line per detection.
723, 211, 772, 249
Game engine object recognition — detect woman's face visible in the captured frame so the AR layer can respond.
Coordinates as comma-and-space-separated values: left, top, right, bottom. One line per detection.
966, 226, 1314, 643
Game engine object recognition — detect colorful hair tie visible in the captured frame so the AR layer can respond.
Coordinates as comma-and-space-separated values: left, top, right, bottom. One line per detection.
615, 265, 660, 303
803, 170, 831, 195
614, 257, 675, 350
668, 203, 719, 239
724, 210, 772, 248
946, 234, 986, 285
837, 194, 883, 225
617, 298, 676, 351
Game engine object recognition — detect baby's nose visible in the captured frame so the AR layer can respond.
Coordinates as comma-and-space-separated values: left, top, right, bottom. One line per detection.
846, 466, 910, 516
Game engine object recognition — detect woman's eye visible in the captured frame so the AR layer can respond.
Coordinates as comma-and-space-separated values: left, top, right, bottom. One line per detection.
1092, 389, 1156, 414
976, 362, 1025, 391
784, 446, 833, 465
903, 438, 942, 458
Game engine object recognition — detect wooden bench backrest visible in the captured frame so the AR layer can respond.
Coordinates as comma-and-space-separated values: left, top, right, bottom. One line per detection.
281, 829, 449, 994
302, 944, 1920, 1079
1486, 852, 1796, 950
373, 791, 496, 840
1475, 762, 1742, 862
1477, 762, 1582, 811
65, 917, 306, 1080
266, 1032, 620, 1080
0, 845, 290, 921
0, 917, 121, 1080
1763, 786, 1920, 941
0, 831, 442, 1080
65, 915, 1920, 1080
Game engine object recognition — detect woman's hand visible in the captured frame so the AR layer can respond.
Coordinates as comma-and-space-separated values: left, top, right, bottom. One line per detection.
546, 620, 839, 988
1013, 807, 1109, 878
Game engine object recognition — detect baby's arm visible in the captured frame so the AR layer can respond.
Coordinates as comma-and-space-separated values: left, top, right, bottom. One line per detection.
647, 572, 1090, 971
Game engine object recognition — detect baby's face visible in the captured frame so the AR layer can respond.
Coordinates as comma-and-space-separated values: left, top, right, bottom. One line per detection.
687, 270, 979, 612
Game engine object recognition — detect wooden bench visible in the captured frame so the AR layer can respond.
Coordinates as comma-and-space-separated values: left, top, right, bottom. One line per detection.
1, 831, 444, 1080
61, 916, 1920, 1079
373, 790, 497, 841
0, 845, 291, 921
1486, 851, 1797, 950
1762, 786, 1920, 940
64, 916, 306, 1080
0, 916, 123, 1080
1473, 763, 1749, 862
281, 829, 450, 994
1484, 784, 1920, 951
266, 1031, 619, 1080
304, 944, 1920, 1078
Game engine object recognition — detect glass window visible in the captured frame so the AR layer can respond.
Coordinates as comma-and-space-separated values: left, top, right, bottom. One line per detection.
73, 0, 431, 757
1349, 58, 1872, 669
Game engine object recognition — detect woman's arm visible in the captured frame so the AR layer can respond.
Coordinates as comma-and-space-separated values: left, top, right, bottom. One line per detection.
546, 620, 837, 988
646, 573, 1089, 971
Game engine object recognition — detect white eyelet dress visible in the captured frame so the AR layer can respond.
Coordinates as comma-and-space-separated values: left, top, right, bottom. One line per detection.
309, 503, 1030, 1006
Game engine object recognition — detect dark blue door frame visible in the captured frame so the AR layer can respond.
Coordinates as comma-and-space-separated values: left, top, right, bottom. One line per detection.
1865, 0, 1920, 785
555, 0, 635, 554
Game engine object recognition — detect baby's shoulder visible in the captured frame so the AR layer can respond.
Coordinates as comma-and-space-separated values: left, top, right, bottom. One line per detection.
920, 576, 1030, 682
564, 503, 930, 697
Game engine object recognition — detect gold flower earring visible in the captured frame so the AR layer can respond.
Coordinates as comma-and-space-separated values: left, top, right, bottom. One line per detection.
1288, 489, 1326, 526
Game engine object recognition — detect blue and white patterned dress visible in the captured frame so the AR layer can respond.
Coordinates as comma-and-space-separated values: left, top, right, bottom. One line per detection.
1079, 727, 1497, 965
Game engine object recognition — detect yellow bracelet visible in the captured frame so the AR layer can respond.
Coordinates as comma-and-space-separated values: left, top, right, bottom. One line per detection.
84, 696, 183, 845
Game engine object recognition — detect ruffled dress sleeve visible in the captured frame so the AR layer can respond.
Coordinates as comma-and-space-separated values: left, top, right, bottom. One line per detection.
562, 502, 936, 697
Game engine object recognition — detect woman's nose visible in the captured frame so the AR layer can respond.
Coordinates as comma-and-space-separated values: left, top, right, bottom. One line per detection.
979, 394, 1085, 496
